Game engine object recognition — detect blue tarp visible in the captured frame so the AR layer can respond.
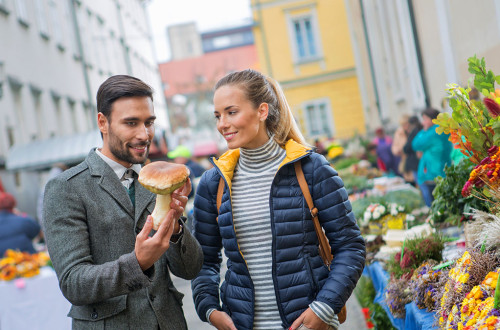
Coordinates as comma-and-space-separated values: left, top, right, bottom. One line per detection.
364, 262, 438, 330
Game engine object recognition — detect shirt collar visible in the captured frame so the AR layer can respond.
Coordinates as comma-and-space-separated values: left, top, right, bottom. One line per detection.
95, 149, 142, 180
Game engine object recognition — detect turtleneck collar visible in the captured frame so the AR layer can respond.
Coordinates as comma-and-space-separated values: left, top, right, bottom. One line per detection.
238, 137, 285, 171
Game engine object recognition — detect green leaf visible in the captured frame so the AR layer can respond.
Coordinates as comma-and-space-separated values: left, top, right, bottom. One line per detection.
495, 75, 500, 84
432, 260, 454, 270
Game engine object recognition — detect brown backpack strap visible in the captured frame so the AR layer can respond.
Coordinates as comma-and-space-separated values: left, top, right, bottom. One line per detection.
294, 161, 333, 269
216, 177, 224, 213
294, 160, 347, 323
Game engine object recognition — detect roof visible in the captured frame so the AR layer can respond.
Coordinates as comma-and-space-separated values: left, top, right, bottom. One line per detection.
159, 44, 259, 98
6, 130, 102, 171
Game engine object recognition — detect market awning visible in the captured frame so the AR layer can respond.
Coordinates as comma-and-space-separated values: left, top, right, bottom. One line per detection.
6, 130, 102, 171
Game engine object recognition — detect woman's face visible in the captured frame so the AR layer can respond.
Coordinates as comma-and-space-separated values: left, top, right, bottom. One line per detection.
422, 114, 433, 130
213, 85, 269, 149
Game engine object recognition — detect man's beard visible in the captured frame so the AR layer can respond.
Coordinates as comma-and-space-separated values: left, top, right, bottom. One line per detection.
108, 130, 150, 164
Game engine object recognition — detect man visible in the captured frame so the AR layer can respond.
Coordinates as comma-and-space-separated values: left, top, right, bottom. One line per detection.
43, 75, 203, 330
0, 191, 41, 256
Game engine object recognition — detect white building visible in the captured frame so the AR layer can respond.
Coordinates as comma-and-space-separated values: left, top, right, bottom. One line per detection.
344, 0, 500, 131
0, 0, 169, 218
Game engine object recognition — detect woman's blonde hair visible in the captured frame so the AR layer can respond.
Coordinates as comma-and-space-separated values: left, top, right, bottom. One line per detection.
214, 69, 307, 147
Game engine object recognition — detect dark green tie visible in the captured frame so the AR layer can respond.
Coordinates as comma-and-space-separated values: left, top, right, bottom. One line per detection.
123, 169, 136, 207
127, 183, 135, 207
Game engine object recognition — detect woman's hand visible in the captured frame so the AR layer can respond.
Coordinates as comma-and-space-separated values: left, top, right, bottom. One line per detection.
209, 310, 237, 330
290, 307, 331, 330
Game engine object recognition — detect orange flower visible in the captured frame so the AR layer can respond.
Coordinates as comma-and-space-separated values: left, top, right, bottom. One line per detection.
0, 265, 17, 281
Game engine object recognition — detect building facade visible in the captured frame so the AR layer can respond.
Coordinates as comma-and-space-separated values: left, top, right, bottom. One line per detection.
250, 0, 367, 140
344, 0, 500, 129
159, 20, 259, 153
0, 0, 168, 218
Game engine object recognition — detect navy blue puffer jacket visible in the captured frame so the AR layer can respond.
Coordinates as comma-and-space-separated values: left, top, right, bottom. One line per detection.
191, 140, 365, 329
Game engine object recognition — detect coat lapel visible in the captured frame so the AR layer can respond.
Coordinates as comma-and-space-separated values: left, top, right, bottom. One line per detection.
134, 180, 155, 225
86, 150, 135, 219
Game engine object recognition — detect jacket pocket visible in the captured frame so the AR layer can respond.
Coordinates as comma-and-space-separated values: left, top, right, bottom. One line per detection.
68, 295, 127, 322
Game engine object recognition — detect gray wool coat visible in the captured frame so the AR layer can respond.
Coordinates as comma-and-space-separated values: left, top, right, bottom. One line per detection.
43, 149, 203, 330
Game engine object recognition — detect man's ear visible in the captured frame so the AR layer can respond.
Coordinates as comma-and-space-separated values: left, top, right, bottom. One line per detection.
258, 103, 269, 122
97, 112, 108, 135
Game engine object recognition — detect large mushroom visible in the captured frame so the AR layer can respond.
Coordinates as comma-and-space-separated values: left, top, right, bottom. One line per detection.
138, 161, 190, 230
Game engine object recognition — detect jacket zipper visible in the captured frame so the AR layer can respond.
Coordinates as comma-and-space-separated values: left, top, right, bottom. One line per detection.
270, 153, 311, 328
210, 158, 256, 323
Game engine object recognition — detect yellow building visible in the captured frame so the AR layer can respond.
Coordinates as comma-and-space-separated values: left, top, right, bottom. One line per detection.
251, 0, 366, 139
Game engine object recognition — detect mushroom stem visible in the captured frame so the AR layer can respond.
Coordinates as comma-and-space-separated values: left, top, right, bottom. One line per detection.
151, 193, 172, 230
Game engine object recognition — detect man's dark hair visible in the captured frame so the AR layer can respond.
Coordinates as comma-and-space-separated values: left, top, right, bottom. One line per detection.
96, 75, 154, 119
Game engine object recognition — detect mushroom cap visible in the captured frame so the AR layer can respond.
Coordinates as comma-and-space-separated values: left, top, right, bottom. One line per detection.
138, 161, 190, 194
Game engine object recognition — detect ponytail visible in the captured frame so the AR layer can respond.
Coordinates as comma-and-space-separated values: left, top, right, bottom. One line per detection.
265, 77, 307, 146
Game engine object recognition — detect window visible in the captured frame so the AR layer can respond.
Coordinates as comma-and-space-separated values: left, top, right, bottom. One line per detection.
64, 0, 79, 57
286, 6, 323, 64
31, 86, 45, 139
14, 0, 29, 26
52, 93, 63, 134
293, 17, 317, 59
6, 126, 15, 147
35, 0, 49, 38
304, 99, 334, 138
0, 0, 10, 15
67, 98, 78, 133
49, 0, 64, 48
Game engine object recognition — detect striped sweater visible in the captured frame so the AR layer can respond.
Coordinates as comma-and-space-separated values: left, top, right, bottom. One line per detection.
232, 138, 285, 329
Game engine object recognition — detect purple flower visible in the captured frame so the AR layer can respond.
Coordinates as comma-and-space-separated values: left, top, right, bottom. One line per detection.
489, 309, 500, 317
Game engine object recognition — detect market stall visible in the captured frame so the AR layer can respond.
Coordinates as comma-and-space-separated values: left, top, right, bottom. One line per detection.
343, 55, 500, 330
0, 250, 71, 329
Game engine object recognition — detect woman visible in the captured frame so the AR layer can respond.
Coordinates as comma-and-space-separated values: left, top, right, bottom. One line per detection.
412, 108, 452, 207
191, 69, 365, 330
402, 116, 422, 185
391, 114, 409, 177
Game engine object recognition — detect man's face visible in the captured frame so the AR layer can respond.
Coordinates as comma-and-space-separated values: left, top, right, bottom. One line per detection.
98, 96, 155, 167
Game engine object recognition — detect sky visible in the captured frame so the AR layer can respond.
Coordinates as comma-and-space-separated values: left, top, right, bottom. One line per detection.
147, 0, 252, 63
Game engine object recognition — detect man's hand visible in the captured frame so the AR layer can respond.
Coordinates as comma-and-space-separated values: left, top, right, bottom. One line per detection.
290, 308, 330, 330
170, 178, 191, 233
209, 310, 237, 330
135, 212, 176, 271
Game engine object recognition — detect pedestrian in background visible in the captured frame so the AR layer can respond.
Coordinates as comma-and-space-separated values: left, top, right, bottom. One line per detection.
43, 75, 203, 329
403, 115, 423, 185
0, 191, 41, 256
391, 114, 409, 177
191, 69, 365, 330
412, 108, 452, 207
168, 145, 206, 178
372, 127, 400, 175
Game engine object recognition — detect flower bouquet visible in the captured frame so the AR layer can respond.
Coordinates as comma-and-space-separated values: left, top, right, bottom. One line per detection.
434, 55, 500, 214
457, 269, 499, 329
0, 249, 51, 281
410, 260, 446, 311
437, 249, 498, 328
362, 202, 408, 234
385, 277, 412, 318
387, 233, 445, 279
